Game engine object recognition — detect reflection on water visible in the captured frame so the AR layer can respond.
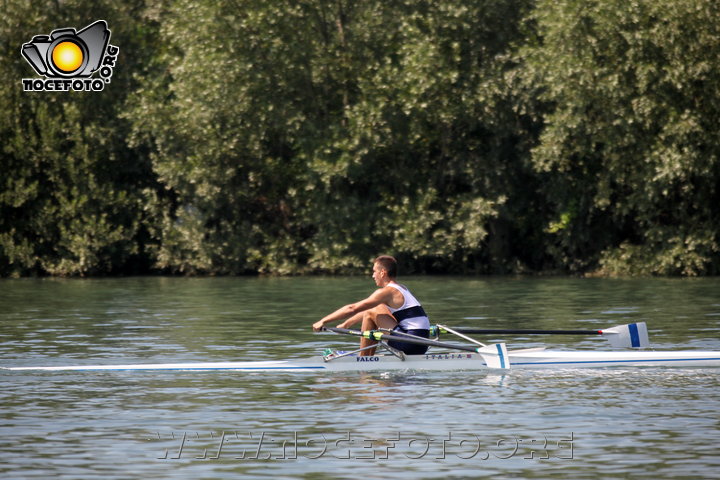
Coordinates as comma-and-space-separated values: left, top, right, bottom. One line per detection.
1, 276, 719, 479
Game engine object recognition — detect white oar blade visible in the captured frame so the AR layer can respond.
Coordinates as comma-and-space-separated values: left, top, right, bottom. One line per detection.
601, 322, 650, 348
478, 343, 510, 370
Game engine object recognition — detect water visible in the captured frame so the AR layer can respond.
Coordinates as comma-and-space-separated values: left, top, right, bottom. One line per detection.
1, 276, 719, 479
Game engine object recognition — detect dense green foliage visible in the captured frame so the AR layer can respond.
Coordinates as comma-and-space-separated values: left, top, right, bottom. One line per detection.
1, 0, 718, 276
523, 0, 720, 275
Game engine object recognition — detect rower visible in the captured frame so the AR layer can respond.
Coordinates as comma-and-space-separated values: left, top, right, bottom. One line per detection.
312, 255, 431, 356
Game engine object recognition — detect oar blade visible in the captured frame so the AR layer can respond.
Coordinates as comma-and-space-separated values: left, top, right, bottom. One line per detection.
477, 343, 510, 370
601, 322, 650, 348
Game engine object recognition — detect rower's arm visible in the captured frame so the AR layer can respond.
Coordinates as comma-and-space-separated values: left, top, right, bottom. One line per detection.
312, 289, 391, 331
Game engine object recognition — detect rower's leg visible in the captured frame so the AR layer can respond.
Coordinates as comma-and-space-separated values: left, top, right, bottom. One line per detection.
341, 310, 365, 329
359, 305, 397, 356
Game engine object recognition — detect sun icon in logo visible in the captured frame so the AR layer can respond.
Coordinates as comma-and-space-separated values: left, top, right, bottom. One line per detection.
51, 41, 84, 73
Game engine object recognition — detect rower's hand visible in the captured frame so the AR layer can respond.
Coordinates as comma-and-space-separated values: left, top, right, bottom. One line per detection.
312, 321, 325, 332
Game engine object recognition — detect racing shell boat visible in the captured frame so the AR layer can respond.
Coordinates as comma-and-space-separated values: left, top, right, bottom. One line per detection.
3, 322, 720, 372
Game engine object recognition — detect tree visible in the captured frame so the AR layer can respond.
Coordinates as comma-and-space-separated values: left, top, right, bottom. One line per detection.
521, 0, 720, 275
127, 0, 536, 274
0, 0, 159, 276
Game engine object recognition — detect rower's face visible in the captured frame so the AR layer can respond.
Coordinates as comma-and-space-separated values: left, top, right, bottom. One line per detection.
371, 263, 385, 286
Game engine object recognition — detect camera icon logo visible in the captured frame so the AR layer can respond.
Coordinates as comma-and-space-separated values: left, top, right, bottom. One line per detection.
21, 20, 119, 92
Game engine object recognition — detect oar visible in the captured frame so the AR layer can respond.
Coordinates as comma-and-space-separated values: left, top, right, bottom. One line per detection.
432, 322, 650, 348
322, 327, 509, 369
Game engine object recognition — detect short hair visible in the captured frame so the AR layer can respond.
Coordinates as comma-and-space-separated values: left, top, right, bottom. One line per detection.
374, 255, 398, 278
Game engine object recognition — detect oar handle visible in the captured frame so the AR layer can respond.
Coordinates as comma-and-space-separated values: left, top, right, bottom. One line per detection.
323, 327, 362, 336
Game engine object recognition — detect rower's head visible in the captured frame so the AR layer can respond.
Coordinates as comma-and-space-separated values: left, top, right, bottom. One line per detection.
372, 255, 397, 285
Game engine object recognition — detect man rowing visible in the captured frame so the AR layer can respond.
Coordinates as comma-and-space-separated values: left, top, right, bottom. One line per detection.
312, 255, 431, 356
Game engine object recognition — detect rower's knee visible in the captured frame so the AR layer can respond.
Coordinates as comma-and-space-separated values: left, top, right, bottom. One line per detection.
361, 310, 377, 330
361, 306, 395, 331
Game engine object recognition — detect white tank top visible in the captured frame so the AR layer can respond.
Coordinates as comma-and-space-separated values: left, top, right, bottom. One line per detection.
386, 283, 430, 330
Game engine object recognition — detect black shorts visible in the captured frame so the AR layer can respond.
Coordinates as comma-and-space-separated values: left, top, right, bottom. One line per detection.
386, 326, 430, 355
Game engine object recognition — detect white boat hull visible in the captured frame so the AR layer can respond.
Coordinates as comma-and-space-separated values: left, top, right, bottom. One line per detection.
4, 349, 720, 372
508, 350, 720, 369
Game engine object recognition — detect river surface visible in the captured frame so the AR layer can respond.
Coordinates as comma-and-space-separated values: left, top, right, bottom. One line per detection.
1, 276, 719, 479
